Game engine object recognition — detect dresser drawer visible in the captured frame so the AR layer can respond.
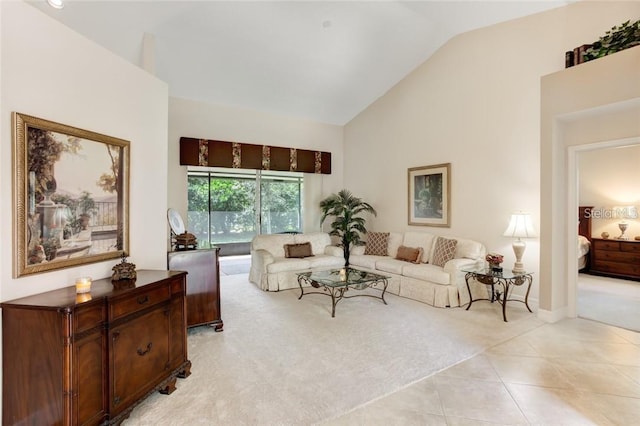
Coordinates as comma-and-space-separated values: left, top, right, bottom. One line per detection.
592, 240, 620, 251
591, 260, 640, 277
110, 285, 171, 321
621, 242, 640, 253
75, 302, 106, 334
593, 250, 640, 264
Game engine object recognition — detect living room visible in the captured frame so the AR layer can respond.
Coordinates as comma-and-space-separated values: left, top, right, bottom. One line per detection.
1, 0, 639, 424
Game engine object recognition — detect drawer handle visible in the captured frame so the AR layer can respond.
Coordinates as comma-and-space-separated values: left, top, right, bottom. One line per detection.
137, 295, 149, 305
137, 342, 152, 356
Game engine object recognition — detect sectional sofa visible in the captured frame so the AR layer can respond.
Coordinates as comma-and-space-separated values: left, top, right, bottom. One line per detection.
249, 230, 487, 308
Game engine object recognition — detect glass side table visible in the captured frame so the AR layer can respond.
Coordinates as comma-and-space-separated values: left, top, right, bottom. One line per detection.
461, 267, 533, 322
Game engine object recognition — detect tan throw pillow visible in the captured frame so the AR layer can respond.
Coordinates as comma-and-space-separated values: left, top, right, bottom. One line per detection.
432, 237, 457, 267
365, 232, 390, 256
284, 242, 313, 258
395, 245, 423, 263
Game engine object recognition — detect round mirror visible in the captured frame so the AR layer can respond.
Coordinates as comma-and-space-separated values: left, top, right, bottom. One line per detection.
167, 208, 185, 235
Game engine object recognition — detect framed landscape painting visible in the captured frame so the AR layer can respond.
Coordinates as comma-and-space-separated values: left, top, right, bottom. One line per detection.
408, 163, 451, 227
13, 112, 130, 277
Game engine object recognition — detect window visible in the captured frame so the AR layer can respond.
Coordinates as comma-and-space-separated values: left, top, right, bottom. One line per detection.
187, 168, 303, 248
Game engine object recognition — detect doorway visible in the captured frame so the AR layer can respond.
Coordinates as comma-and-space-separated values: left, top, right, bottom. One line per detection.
569, 138, 640, 330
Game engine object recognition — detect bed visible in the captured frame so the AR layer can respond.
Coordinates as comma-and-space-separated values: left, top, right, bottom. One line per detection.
578, 206, 593, 271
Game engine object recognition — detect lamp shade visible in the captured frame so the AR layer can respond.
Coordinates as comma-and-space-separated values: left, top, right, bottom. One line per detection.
504, 213, 537, 238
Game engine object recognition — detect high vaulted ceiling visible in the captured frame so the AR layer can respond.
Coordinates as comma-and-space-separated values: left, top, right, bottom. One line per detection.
29, 1, 570, 125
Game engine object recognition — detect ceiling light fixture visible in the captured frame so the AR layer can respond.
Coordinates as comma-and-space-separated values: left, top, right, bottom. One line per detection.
47, 0, 65, 10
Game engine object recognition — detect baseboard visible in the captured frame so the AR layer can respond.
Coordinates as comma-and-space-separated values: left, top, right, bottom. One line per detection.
537, 306, 568, 323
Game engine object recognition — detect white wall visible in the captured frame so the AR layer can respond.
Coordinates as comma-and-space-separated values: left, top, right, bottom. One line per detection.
579, 145, 640, 238
344, 1, 640, 307
167, 96, 344, 240
541, 46, 640, 320
0, 1, 169, 301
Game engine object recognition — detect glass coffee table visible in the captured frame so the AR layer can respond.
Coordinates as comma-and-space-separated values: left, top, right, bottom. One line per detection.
296, 268, 389, 317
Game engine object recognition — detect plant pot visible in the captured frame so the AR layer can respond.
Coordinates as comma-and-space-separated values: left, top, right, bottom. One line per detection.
79, 214, 91, 230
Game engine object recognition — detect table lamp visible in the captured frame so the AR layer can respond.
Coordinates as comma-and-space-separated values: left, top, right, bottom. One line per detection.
503, 212, 537, 274
614, 206, 637, 240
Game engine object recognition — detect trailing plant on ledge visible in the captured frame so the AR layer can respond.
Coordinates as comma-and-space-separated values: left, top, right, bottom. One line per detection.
584, 19, 640, 62
320, 189, 376, 266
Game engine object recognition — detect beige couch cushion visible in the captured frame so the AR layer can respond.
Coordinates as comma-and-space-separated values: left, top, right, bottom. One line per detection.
386, 232, 404, 257
308, 255, 345, 269
266, 257, 311, 273
295, 232, 331, 255
252, 234, 295, 258
402, 232, 435, 263
375, 258, 407, 275
402, 263, 451, 285
349, 254, 382, 269
455, 238, 484, 260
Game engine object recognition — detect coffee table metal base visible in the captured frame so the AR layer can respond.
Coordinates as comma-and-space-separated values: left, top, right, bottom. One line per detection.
297, 274, 388, 318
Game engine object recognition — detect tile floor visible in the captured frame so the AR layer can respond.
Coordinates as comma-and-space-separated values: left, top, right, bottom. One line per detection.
326, 319, 640, 425
220, 257, 639, 424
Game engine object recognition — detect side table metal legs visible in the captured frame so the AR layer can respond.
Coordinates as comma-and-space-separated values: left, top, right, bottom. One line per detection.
465, 272, 533, 322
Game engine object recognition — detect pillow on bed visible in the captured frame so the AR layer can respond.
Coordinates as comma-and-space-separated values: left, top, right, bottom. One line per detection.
284, 242, 313, 258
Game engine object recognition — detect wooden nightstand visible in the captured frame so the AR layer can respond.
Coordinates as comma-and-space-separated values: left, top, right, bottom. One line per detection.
589, 238, 640, 281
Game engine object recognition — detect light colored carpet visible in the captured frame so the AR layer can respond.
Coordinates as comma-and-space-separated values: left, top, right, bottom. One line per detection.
219, 255, 251, 276
578, 273, 640, 332
123, 274, 543, 425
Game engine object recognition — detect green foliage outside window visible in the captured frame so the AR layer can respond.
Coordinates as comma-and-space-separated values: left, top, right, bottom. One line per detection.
188, 171, 302, 246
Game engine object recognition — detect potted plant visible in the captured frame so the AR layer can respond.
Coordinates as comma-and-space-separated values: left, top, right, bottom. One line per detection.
584, 19, 640, 62
320, 189, 377, 266
77, 191, 97, 230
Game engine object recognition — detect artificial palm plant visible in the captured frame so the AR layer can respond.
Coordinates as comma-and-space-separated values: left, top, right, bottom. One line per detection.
319, 189, 377, 266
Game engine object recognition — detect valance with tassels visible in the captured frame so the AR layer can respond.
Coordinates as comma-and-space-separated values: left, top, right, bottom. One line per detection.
180, 137, 331, 174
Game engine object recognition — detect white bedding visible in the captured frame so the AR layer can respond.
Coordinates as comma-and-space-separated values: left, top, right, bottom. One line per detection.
578, 235, 590, 269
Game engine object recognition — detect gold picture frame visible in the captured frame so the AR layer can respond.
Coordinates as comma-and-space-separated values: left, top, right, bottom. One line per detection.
408, 163, 451, 227
13, 112, 130, 277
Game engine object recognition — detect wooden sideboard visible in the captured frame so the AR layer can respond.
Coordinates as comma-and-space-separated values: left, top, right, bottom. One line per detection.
168, 248, 223, 330
1, 270, 191, 425
589, 238, 640, 281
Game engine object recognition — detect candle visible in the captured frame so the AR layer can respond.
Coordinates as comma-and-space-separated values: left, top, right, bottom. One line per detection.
339, 268, 347, 282
76, 293, 92, 303
75, 277, 92, 294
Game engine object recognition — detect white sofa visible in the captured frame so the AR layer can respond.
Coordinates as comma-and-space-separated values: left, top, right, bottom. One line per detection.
346, 231, 487, 308
249, 232, 345, 291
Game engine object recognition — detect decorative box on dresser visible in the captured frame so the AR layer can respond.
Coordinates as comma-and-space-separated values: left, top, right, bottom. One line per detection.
167, 247, 223, 330
1, 270, 191, 425
589, 238, 640, 281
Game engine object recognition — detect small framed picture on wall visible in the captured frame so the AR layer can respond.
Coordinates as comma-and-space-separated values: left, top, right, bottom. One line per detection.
408, 163, 451, 227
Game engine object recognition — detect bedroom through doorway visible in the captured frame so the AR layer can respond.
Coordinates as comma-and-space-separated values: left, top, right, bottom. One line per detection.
576, 143, 640, 332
